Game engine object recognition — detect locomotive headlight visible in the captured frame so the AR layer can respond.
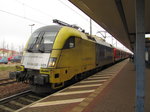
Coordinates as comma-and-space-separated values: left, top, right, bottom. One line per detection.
48, 57, 57, 67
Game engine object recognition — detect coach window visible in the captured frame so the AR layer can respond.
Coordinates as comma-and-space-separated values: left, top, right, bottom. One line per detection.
63, 36, 75, 49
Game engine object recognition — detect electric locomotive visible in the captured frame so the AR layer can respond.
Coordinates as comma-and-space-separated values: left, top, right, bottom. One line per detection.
10, 19, 123, 93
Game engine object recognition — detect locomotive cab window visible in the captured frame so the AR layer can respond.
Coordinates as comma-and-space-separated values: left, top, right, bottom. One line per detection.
27, 31, 58, 53
63, 36, 75, 49
41, 31, 58, 52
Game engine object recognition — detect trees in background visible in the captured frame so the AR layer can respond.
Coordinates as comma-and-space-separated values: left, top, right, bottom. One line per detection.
0, 40, 24, 57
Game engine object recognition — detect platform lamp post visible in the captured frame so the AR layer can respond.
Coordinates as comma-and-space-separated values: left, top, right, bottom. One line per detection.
29, 24, 35, 34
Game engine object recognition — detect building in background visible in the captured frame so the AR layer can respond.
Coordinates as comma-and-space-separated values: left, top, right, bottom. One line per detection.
0, 48, 18, 57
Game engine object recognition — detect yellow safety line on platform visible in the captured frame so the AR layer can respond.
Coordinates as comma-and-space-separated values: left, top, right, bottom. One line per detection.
69, 84, 102, 88
87, 76, 110, 80
30, 98, 85, 107
79, 79, 107, 83
52, 90, 95, 96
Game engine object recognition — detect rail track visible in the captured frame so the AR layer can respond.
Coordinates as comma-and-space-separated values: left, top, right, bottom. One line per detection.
0, 78, 17, 86
0, 90, 48, 112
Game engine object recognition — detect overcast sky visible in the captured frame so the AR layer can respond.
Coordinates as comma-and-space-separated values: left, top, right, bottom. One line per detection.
0, 0, 128, 51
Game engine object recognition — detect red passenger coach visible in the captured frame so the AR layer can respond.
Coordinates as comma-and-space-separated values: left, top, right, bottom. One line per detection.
113, 48, 129, 62
114, 48, 122, 61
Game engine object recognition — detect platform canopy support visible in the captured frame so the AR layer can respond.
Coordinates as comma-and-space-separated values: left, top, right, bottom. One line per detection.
135, 0, 145, 112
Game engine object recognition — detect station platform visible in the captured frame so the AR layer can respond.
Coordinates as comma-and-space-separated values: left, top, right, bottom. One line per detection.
16, 59, 150, 112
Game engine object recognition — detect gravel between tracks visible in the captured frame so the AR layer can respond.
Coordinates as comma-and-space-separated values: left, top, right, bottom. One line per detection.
0, 83, 29, 99
0, 63, 29, 99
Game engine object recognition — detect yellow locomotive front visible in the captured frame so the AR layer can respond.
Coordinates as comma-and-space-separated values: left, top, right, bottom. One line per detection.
9, 25, 64, 93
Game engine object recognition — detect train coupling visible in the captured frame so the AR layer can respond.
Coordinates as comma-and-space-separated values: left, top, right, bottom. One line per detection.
9, 71, 29, 82
9, 71, 21, 79
9, 71, 49, 85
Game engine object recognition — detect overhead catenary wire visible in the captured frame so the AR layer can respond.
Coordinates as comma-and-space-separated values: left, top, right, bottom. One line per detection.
0, 9, 46, 25
15, 0, 96, 30
57, 0, 102, 31
13, 1, 119, 46
57, 0, 91, 31
1, 0, 110, 41
57, 0, 89, 22
14, 0, 90, 28
14, 0, 103, 34
56, 0, 108, 36
15, 0, 55, 19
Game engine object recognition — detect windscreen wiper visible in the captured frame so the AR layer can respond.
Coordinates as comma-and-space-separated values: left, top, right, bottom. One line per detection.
38, 36, 45, 53
27, 48, 33, 52
26, 44, 35, 52
27, 37, 39, 52
38, 45, 45, 53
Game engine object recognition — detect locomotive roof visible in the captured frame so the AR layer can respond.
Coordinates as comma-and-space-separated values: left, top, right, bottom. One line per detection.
94, 37, 112, 48
34, 25, 62, 32
34, 25, 112, 48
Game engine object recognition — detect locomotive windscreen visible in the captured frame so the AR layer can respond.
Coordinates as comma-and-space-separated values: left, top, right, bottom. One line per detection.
26, 25, 61, 53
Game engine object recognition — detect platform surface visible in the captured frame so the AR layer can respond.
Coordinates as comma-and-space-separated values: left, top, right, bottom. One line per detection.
71, 61, 150, 112
17, 59, 150, 112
